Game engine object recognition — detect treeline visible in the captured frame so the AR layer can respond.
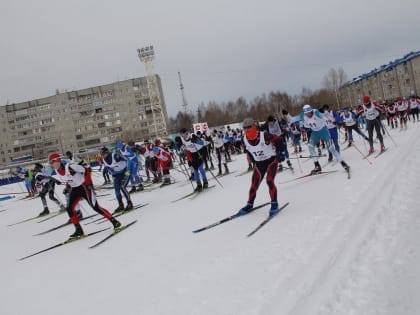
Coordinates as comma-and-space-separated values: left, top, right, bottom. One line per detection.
167, 67, 348, 133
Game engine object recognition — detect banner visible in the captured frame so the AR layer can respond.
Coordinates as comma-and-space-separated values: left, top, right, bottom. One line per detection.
193, 122, 209, 134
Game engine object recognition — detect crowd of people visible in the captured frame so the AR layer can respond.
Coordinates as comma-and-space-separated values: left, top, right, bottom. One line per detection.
11, 94, 419, 238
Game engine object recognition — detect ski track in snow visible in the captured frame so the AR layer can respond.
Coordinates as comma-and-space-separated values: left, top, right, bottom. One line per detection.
260, 125, 420, 315
0, 122, 419, 315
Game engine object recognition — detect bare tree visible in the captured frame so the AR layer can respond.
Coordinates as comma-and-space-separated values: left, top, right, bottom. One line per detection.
323, 67, 348, 109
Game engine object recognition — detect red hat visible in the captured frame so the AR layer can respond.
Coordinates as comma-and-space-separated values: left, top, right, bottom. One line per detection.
48, 152, 61, 164
363, 96, 370, 103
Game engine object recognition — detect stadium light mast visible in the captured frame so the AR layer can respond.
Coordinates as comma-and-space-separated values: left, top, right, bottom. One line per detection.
137, 45, 160, 139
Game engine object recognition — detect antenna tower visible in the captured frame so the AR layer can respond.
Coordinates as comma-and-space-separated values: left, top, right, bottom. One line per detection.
178, 71, 188, 113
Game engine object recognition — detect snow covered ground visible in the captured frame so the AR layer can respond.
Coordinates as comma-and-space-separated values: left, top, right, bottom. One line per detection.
1, 122, 419, 315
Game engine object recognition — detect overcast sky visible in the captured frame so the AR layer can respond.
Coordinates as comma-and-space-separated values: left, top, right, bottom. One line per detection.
1, 0, 419, 117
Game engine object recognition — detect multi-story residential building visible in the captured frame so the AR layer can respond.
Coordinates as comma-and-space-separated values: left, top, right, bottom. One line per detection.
0, 76, 168, 165
340, 51, 420, 107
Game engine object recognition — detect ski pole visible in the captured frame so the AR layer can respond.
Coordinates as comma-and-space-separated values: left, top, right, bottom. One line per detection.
381, 122, 398, 147
351, 142, 372, 165
192, 143, 223, 188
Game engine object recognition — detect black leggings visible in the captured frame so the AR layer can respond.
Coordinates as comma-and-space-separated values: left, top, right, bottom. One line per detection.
67, 185, 111, 225
366, 119, 384, 147
248, 156, 278, 204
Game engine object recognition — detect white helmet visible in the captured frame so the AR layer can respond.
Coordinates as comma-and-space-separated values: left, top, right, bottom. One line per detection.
303, 104, 313, 113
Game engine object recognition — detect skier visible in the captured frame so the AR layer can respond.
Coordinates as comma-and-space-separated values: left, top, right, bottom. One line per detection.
48, 152, 121, 238
15, 166, 35, 198
212, 129, 229, 176
238, 118, 284, 216
284, 105, 350, 175
320, 104, 342, 161
395, 97, 409, 130
116, 140, 143, 192
33, 163, 66, 216
262, 115, 292, 171
152, 145, 173, 185
341, 108, 369, 146
178, 128, 209, 192
358, 95, 385, 154
97, 154, 111, 185
100, 146, 133, 212
385, 102, 398, 129
410, 97, 419, 122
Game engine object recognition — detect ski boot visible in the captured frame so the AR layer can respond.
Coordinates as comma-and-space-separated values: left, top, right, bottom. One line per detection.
328, 152, 333, 162
194, 182, 203, 192
203, 180, 209, 189
310, 161, 322, 175
224, 163, 230, 175
340, 160, 350, 172
238, 202, 254, 216
162, 177, 171, 185
69, 224, 84, 239
368, 147, 374, 154
269, 201, 279, 216
287, 160, 292, 168
278, 163, 283, 172
113, 201, 125, 214
125, 201, 134, 211
217, 166, 223, 176
110, 217, 122, 229
39, 207, 50, 216
129, 186, 137, 193
380, 145, 386, 152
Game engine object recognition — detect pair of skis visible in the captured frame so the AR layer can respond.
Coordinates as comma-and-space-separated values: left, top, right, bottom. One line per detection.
192, 201, 289, 237
171, 185, 216, 202
19, 220, 138, 261
84, 203, 148, 226
278, 170, 338, 184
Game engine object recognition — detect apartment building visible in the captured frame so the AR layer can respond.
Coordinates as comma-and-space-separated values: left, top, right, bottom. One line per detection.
340, 51, 420, 107
0, 75, 168, 165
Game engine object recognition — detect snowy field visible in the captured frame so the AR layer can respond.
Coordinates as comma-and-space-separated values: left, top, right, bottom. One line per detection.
1, 122, 419, 315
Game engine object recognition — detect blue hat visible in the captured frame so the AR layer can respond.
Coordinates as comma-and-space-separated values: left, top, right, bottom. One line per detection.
116, 140, 123, 149
153, 146, 160, 153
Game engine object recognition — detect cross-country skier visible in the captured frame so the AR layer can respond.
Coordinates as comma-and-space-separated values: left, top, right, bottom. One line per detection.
33, 162, 66, 216
212, 129, 230, 176
178, 128, 209, 192
152, 145, 173, 185
341, 108, 369, 146
48, 152, 121, 239
358, 95, 385, 154
284, 105, 350, 174
100, 146, 133, 212
116, 140, 143, 192
238, 118, 285, 216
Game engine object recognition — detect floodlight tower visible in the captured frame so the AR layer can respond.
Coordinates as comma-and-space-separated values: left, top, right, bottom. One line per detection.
178, 71, 188, 113
137, 45, 167, 138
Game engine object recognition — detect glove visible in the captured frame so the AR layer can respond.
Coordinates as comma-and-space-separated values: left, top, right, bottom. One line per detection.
69, 168, 76, 175
124, 170, 130, 177
191, 134, 198, 143
282, 109, 289, 115
63, 187, 70, 195
54, 178, 62, 185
